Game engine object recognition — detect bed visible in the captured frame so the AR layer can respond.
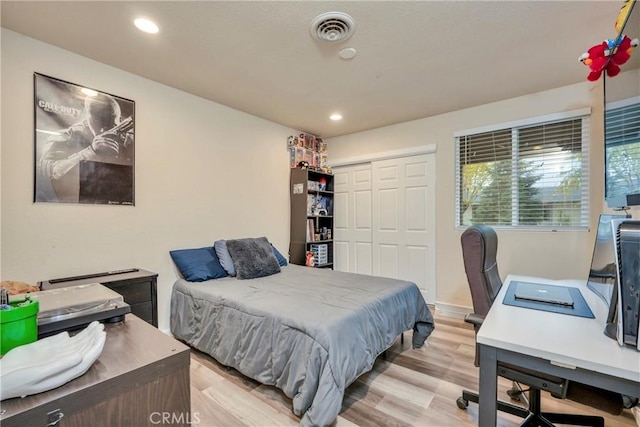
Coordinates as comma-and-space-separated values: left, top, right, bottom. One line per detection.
171, 263, 434, 427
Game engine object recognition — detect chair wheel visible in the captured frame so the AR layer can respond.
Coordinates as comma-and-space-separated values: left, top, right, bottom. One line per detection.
456, 397, 469, 410
507, 389, 522, 402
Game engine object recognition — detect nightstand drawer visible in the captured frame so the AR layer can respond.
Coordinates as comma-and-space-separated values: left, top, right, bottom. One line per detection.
130, 302, 153, 323
106, 281, 151, 305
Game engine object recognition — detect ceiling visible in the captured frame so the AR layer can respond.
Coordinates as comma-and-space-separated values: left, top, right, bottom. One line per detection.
1, 1, 637, 138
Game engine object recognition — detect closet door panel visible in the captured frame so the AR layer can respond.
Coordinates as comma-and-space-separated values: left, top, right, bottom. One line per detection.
334, 153, 435, 302
378, 243, 399, 279
355, 242, 373, 275
333, 163, 372, 273
334, 240, 350, 272
373, 154, 436, 301
334, 192, 349, 231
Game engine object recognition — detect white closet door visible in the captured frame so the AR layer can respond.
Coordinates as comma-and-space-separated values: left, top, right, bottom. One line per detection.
372, 154, 436, 301
333, 163, 373, 274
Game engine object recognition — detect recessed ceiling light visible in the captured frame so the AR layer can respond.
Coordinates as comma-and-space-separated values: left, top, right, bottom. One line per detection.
81, 88, 98, 97
330, 114, 343, 121
134, 18, 159, 34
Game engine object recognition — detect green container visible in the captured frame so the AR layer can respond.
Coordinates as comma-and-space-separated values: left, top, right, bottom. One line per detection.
0, 297, 39, 355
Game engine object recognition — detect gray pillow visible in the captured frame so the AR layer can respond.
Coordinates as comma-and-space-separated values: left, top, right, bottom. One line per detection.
226, 237, 281, 280
214, 240, 236, 276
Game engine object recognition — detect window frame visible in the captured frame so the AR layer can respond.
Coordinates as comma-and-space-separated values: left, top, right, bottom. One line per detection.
604, 96, 640, 207
454, 108, 591, 231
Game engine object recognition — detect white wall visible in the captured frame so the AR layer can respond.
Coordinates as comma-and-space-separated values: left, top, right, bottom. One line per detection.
1, 29, 294, 330
327, 69, 640, 312
3, 29, 638, 324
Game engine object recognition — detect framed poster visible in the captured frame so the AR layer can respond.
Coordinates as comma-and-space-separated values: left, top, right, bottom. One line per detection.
34, 73, 135, 205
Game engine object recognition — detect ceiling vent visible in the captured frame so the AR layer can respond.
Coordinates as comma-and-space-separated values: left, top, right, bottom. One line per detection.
310, 12, 356, 43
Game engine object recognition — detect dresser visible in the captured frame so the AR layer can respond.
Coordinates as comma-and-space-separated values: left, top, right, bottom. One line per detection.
0, 315, 191, 427
40, 269, 158, 327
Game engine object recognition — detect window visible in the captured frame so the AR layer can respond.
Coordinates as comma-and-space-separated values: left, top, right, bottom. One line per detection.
455, 110, 590, 229
605, 99, 640, 206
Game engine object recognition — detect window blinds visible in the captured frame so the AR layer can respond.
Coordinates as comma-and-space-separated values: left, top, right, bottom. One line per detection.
456, 115, 590, 229
605, 102, 640, 201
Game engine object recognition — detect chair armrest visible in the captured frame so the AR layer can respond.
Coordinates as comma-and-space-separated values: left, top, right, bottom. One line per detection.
464, 313, 485, 327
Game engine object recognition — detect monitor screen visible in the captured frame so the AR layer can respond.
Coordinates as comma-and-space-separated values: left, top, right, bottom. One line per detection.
587, 213, 630, 305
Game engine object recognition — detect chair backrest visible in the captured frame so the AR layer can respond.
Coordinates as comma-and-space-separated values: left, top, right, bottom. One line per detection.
461, 225, 502, 317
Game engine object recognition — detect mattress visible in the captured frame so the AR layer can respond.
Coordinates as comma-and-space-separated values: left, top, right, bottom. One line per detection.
171, 264, 434, 426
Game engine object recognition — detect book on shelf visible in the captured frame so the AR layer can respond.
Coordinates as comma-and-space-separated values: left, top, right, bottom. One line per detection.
307, 219, 314, 242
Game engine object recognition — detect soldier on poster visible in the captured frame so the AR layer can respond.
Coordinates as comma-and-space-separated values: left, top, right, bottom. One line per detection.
34, 74, 135, 205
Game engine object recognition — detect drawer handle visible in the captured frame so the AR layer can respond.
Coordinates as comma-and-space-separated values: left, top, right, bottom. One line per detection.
47, 409, 64, 426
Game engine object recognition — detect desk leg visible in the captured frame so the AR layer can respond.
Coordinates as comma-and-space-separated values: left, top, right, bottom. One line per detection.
478, 344, 498, 426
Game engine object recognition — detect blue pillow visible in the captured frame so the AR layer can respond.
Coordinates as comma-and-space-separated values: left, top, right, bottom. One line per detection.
170, 246, 228, 281
271, 244, 288, 267
214, 240, 236, 276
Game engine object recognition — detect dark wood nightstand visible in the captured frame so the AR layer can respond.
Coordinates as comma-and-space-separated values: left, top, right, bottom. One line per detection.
40, 269, 158, 327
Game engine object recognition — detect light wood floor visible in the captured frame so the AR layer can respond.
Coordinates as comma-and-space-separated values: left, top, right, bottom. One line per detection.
190, 310, 638, 427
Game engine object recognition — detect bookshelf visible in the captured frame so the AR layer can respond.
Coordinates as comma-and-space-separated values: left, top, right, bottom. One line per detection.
289, 167, 334, 268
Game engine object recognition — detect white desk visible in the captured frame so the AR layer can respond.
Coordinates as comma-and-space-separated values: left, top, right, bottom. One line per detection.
476, 275, 640, 426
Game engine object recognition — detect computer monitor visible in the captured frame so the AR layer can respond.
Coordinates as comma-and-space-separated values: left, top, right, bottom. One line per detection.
586, 214, 630, 340
587, 214, 630, 304
611, 219, 640, 349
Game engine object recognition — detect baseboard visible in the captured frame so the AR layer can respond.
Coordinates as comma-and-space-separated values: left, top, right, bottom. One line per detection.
434, 302, 471, 319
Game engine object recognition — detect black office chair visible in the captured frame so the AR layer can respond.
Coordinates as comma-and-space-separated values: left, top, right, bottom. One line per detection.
456, 225, 623, 427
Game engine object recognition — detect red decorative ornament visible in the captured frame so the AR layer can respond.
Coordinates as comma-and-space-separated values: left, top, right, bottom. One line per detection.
579, 35, 639, 81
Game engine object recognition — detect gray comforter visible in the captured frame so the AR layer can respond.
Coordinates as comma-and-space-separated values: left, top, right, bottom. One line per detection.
171, 265, 434, 427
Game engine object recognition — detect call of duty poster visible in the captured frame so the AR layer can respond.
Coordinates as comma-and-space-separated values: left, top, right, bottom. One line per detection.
34, 73, 135, 205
